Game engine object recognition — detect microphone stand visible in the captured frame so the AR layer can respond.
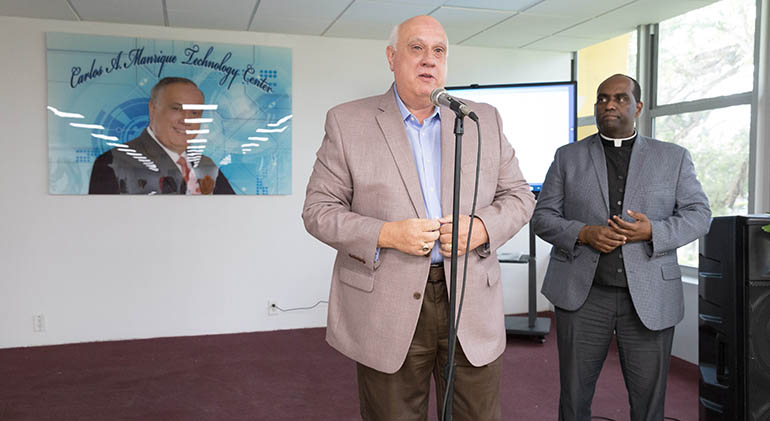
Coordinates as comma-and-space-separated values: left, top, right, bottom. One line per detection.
443, 112, 464, 421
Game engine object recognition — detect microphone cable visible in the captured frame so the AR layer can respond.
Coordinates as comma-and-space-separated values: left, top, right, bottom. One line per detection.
441, 116, 483, 421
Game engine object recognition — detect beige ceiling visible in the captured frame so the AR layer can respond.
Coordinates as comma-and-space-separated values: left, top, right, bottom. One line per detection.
0, 0, 718, 52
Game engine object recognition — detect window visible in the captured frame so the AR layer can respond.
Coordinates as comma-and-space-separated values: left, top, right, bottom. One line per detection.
654, 105, 751, 266
656, 0, 755, 105
651, 0, 756, 268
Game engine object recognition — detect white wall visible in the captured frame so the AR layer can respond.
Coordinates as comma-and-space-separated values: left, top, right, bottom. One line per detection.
0, 16, 571, 349
672, 278, 699, 364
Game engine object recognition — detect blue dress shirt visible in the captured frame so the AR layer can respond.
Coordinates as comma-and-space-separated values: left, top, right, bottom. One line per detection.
393, 85, 443, 264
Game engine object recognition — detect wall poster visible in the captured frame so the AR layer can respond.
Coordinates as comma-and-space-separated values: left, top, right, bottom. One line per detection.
46, 32, 292, 195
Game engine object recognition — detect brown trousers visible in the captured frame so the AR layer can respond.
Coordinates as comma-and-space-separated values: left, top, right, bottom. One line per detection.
356, 267, 502, 420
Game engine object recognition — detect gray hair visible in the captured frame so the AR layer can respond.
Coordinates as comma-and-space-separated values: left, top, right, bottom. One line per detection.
389, 23, 400, 50
149, 77, 202, 103
387, 20, 449, 56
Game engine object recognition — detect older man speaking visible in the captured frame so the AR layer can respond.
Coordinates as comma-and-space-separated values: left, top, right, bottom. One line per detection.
303, 15, 534, 420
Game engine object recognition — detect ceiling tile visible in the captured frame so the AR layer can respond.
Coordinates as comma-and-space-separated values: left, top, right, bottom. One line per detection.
554, 16, 637, 40
601, 0, 715, 25
507, 12, 586, 35
167, 0, 256, 30
71, 0, 164, 25
522, 34, 602, 52
460, 11, 585, 47
324, 0, 436, 39
556, 0, 714, 40
0, 0, 77, 20
442, 0, 541, 12
461, 29, 545, 49
323, 22, 395, 41
384, 0, 446, 8
525, 0, 637, 20
249, 0, 351, 35
0, 0, 722, 52
431, 6, 513, 44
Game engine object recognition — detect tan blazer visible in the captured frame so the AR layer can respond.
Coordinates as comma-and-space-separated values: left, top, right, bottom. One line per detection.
303, 86, 535, 374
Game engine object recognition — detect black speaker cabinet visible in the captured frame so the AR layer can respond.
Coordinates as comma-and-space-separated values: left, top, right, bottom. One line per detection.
699, 215, 770, 420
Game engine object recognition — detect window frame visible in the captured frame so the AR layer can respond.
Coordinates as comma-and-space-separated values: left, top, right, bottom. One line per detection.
634, 0, 763, 270
573, 0, 768, 273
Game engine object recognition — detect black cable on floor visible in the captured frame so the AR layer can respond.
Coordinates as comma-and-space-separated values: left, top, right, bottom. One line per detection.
273, 300, 328, 312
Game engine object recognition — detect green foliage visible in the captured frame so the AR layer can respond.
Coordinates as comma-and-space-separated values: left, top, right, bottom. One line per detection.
653, 0, 756, 267
655, 108, 750, 216
655, 0, 754, 219
657, 0, 755, 105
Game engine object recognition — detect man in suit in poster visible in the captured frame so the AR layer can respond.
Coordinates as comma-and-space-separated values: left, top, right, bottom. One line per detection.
302, 15, 534, 419
531, 74, 711, 420
89, 77, 234, 195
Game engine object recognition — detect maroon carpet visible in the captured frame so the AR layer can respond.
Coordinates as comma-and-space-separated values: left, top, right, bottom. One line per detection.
0, 315, 697, 420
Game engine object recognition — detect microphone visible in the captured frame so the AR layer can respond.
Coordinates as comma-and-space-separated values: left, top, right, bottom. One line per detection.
430, 88, 478, 121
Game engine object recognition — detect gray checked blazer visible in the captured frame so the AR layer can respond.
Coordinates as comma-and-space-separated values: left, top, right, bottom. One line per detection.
531, 133, 711, 331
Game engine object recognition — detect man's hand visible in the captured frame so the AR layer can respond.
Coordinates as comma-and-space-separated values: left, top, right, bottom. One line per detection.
437, 215, 489, 257
609, 210, 652, 242
378, 218, 440, 256
578, 225, 626, 253
198, 175, 214, 195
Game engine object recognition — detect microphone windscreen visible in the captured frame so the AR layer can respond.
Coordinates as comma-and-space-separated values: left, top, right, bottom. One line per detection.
430, 88, 446, 107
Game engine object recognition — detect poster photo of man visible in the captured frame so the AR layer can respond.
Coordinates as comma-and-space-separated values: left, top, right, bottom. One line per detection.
46, 33, 292, 195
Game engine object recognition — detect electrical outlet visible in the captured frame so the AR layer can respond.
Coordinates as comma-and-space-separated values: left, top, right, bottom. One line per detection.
267, 300, 279, 316
33, 314, 45, 332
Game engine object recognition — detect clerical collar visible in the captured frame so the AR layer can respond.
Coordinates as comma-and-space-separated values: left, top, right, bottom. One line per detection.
600, 130, 637, 147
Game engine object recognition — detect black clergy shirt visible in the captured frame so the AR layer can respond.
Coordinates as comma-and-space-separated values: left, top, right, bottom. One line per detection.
593, 134, 636, 288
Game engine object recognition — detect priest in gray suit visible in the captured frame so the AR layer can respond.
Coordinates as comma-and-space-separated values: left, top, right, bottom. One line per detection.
531, 74, 711, 421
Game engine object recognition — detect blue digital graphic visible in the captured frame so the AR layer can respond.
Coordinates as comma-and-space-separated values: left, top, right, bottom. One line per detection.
46, 32, 292, 195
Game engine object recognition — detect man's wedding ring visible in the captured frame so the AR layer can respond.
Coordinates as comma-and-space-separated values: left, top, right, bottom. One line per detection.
422, 243, 430, 252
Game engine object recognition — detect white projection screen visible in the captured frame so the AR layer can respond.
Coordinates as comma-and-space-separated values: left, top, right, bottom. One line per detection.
448, 82, 577, 191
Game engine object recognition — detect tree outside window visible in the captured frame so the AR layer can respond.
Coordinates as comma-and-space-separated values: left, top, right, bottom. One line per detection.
654, 0, 755, 267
